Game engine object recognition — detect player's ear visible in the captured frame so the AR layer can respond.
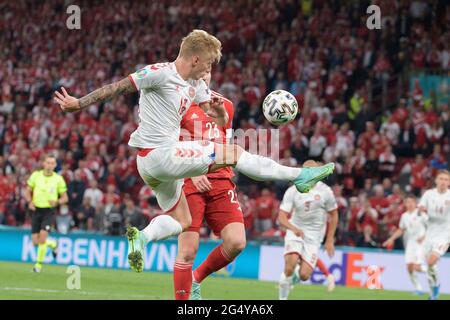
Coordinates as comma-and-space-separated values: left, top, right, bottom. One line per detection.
192, 55, 200, 66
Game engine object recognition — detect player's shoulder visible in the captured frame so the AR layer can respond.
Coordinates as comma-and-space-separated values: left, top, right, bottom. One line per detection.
421, 188, 435, 197
284, 185, 298, 196
316, 181, 334, 195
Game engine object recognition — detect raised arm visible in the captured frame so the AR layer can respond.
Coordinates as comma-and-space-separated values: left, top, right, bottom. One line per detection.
54, 77, 136, 113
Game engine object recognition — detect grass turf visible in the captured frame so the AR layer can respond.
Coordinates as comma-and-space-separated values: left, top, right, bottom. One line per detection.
0, 261, 448, 300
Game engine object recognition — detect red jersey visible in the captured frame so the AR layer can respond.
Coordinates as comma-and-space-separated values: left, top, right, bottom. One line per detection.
180, 91, 234, 180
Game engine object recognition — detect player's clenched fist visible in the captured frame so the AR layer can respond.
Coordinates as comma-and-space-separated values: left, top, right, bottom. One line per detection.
54, 87, 81, 113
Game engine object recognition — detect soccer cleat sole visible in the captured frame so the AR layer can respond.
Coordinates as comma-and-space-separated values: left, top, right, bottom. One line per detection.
126, 227, 144, 273
296, 163, 335, 193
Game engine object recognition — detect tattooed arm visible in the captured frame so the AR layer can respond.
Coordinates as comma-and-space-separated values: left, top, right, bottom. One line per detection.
54, 77, 136, 113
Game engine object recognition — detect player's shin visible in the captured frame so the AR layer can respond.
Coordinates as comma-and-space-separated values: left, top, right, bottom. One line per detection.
173, 262, 193, 300
408, 271, 423, 292
279, 272, 293, 300
427, 264, 439, 294
35, 243, 48, 269
235, 151, 301, 181
193, 244, 232, 283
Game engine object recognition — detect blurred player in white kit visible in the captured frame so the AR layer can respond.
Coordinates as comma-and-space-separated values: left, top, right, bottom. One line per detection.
418, 169, 450, 300
54, 29, 335, 282
277, 160, 338, 300
383, 195, 428, 295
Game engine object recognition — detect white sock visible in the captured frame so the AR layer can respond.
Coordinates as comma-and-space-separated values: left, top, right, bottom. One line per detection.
141, 215, 182, 243
427, 264, 439, 289
408, 271, 422, 292
279, 272, 294, 300
236, 151, 301, 181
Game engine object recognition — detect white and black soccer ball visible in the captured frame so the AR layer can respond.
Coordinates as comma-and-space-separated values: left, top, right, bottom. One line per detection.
262, 90, 299, 125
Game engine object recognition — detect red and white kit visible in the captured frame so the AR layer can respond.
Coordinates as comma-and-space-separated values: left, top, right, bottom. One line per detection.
180, 91, 243, 235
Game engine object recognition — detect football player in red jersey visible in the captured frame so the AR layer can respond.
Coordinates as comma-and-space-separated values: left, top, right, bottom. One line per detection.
173, 72, 245, 300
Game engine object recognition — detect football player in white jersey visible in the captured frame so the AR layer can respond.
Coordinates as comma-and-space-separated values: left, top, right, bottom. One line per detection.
54, 30, 335, 276
382, 195, 428, 295
277, 161, 338, 300
417, 169, 450, 300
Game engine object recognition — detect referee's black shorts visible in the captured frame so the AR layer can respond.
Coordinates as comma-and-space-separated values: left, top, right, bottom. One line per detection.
31, 207, 56, 234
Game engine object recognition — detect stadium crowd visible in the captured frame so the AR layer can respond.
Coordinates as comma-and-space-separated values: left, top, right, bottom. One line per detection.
0, 0, 449, 249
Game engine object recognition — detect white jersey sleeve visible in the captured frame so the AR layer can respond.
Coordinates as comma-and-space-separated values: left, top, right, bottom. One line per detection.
399, 213, 407, 230
280, 186, 296, 213
129, 64, 168, 90
193, 80, 211, 104
418, 190, 430, 210
324, 187, 338, 212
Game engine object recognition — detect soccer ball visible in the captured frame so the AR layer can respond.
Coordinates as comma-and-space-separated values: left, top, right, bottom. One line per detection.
262, 90, 299, 125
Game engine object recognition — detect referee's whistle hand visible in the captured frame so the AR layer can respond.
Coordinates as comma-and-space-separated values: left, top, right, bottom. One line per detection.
28, 203, 36, 211
49, 200, 57, 207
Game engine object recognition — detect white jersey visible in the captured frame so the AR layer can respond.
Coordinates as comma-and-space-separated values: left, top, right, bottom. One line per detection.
398, 210, 427, 242
280, 182, 337, 243
128, 62, 210, 148
418, 188, 450, 242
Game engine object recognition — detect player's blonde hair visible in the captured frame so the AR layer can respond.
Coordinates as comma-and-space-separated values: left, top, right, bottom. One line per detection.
436, 169, 450, 178
179, 29, 222, 63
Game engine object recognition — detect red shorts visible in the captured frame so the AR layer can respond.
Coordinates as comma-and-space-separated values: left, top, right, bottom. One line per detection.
184, 178, 244, 235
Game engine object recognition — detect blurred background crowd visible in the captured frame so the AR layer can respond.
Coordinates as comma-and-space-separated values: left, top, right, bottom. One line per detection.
0, 0, 449, 250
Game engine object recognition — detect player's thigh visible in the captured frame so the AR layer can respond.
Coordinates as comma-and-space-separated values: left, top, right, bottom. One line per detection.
31, 211, 43, 235
426, 239, 449, 264
137, 141, 216, 182
177, 231, 200, 263
205, 183, 244, 239
299, 260, 314, 280
169, 191, 192, 230
209, 143, 244, 172
185, 192, 207, 234
221, 223, 246, 253
299, 241, 319, 279
283, 252, 300, 275
147, 179, 185, 212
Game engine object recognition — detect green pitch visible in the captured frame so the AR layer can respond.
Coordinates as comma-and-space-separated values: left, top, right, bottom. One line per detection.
1, 261, 449, 300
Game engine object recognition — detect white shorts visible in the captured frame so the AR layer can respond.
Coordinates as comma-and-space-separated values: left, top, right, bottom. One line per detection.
404, 240, 425, 264
283, 237, 319, 269
424, 237, 450, 258
136, 140, 216, 211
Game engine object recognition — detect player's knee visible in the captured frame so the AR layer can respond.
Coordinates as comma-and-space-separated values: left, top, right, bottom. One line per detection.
178, 216, 192, 231
284, 265, 296, 277
300, 272, 311, 281
177, 249, 197, 264
228, 238, 246, 254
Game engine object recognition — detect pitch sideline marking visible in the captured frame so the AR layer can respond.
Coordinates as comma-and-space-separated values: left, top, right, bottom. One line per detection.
0, 286, 154, 299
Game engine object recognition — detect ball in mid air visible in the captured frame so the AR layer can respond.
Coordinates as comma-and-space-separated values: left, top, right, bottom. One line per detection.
262, 90, 299, 125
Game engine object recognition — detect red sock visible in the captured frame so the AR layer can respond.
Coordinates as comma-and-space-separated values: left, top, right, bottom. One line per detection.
193, 244, 232, 283
173, 261, 193, 300
316, 258, 330, 276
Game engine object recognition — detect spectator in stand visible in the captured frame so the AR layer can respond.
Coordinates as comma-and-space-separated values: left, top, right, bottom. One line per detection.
122, 197, 146, 231
369, 185, 391, 223
254, 188, 277, 235
68, 169, 86, 211
356, 200, 379, 248
379, 145, 397, 180
74, 197, 95, 231
308, 127, 327, 161
83, 179, 104, 211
